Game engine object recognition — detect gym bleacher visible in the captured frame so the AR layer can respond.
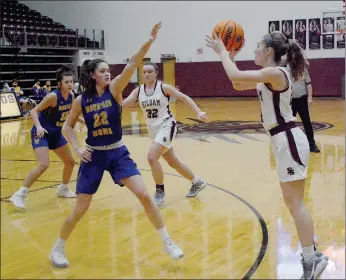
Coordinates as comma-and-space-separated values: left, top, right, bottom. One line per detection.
0, 0, 104, 96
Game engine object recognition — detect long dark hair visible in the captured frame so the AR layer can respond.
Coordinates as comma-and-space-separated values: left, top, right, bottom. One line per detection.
56, 64, 74, 83
263, 31, 308, 81
79, 59, 106, 97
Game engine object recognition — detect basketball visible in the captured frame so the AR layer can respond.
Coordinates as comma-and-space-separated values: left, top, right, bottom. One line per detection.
212, 20, 245, 52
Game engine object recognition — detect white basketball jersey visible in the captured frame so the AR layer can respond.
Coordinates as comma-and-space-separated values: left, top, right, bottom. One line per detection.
138, 81, 174, 127
256, 66, 296, 131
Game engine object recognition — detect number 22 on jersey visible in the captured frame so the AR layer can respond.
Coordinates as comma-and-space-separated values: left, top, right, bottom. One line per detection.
93, 111, 109, 128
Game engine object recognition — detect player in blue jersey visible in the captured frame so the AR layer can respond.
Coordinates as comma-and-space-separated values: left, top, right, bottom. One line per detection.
49, 23, 184, 268
10, 65, 84, 210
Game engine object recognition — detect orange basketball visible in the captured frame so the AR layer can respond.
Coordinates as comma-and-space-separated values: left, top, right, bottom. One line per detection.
213, 20, 245, 52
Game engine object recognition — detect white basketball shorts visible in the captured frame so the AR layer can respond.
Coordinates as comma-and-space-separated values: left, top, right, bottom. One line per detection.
270, 127, 309, 182
147, 118, 177, 149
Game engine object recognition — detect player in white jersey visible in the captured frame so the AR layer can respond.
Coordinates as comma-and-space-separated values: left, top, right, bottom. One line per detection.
206, 31, 328, 279
122, 61, 208, 205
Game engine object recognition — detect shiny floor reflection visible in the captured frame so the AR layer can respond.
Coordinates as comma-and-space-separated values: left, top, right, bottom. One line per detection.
1, 99, 344, 279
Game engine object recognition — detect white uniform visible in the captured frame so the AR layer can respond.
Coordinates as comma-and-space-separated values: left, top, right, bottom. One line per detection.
138, 81, 177, 149
257, 66, 309, 182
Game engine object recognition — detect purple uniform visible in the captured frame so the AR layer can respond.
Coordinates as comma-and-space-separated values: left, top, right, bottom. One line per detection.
76, 87, 140, 194
31, 89, 72, 150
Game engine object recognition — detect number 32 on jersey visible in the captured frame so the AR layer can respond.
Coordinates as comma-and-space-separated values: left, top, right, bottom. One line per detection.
146, 109, 158, 119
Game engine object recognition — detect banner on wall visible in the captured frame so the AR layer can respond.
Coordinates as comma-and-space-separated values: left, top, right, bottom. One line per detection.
323, 17, 335, 33
323, 34, 335, 49
281, 20, 293, 39
322, 17, 335, 49
294, 19, 307, 49
336, 16, 345, 32
269, 21, 280, 33
336, 32, 345, 48
309, 18, 321, 49
336, 16, 345, 48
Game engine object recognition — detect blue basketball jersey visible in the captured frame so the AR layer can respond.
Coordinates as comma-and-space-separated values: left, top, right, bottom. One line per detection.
81, 87, 122, 146
38, 89, 73, 134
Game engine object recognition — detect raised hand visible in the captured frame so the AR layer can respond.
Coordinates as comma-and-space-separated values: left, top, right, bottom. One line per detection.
149, 22, 162, 41
205, 31, 227, 55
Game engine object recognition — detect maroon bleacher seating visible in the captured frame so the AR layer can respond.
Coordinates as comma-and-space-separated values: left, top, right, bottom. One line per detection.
1, 0, 99, 48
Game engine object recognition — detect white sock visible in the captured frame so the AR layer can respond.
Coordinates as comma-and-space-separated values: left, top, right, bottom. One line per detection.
59, 184, 67, 188
54, 237, 66, 249
303, 245, 315, 261
158, 226, 170, 241
18, 186, 28, 195
191, 176, 199, 185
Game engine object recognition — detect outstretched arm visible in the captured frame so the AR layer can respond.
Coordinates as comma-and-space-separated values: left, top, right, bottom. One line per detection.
232, 81, 257, 91
162, 84, 208, 122
121, 87, 140, 108
109, 23, 162, 104
227, 50, 257, 91
205, 33, 283, 86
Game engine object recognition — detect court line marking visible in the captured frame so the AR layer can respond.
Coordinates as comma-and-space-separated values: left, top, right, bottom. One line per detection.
1, 159, 63, 162
1, 161, 268, 279
140, 168, 268, 280
0, 180, 78, 201
1, 177, 62, 183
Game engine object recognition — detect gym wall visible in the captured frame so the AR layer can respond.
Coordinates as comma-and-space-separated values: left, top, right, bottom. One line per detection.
23, 1, 345, 97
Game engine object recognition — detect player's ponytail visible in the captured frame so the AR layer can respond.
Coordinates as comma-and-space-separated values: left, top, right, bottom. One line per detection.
79, 59, 106, 97
79, 59, 92, 96
286, 39, 309, 81
264, 31, 309, 81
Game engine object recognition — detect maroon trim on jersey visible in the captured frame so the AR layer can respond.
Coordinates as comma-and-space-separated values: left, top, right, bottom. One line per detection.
272, 93, 285, 124
144, 80, 158, 97
269, 121, 296, 135
265, 68, 290, 125
166, 104, 173, 118
161, 82, 170, 98
169, 121, 176, 142
135, 87, 140, 102
264, 83, 289, 94
269, 121, 305, 166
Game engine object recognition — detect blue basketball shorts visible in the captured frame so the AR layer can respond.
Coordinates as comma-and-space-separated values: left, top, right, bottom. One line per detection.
76, 145, 141, 195
31, 126, 68, 150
